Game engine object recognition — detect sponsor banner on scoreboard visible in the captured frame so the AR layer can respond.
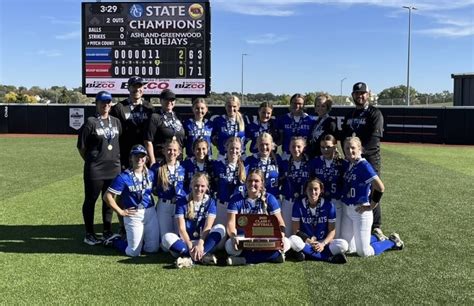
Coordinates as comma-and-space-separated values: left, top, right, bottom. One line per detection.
85, 78, 206, 95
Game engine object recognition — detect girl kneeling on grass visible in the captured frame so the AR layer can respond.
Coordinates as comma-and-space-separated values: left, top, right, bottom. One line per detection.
289, 178, 348, 264
103, 145, 159, 257
162, 173, 226, 268
225, 169, 290, 265
340, 136, 404, 257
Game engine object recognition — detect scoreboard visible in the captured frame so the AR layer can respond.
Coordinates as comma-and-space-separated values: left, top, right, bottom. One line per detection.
82, 1, 210, 97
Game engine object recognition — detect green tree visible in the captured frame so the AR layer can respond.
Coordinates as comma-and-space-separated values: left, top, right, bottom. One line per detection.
4, 91, 18, 103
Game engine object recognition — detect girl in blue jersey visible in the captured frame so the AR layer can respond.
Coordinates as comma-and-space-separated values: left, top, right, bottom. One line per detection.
245, 102, 279, 154
103, 145, 159, 257
151, 138, 186, 241
212, 95, 246, 160
340, 136, 404, 257
308, 134, 345, 237
277, 94, 315, 160
289, 178, 348, 263
182, 138, 214, 194
225, 169, 290, 265
183, 98, 213, 158
244, 132, 281, 198
279, 136, 311, 237
162, 173, 226, 268
212, 137, 247, 225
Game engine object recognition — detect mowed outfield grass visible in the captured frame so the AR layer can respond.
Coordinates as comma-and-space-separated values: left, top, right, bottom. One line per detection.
0, 136, 472, 304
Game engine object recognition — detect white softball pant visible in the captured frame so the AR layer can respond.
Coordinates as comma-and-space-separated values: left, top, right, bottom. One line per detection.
281, 198, 294, 237
162, 224, 226, 255
124, 207, 160, 257
215, 201, 228, 227
289, 235, 348, 255
332, 198, 343, 239
340, 204, 375, 257
156, 200, 177, 242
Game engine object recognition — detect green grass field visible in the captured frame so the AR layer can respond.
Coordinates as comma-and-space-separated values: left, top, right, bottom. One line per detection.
0, 136, 473, 304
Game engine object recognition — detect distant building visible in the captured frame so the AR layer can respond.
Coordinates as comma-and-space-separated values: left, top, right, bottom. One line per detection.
452, 73, 474, 106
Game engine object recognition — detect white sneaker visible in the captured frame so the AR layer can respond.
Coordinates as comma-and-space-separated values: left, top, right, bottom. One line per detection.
226, 256, 246, 266
389, 233, 404, 250
175, 257, 194, 269
372, 228, 388, 241
201, 253, 217, 265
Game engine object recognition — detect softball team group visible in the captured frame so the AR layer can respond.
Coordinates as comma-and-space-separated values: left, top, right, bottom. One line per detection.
77, 76, 404, 268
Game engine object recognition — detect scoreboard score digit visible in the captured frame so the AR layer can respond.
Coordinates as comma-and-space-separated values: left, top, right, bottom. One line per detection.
82, 1, 210, 97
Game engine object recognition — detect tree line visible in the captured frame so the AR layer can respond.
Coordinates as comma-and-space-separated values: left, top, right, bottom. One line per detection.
0, 84, 452, 106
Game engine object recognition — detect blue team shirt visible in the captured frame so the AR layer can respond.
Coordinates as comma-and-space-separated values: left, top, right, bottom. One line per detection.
108, 168, 155, 209
244, 154, 281, 196
308, 157, 344, 200
279, 158, 311, 200
175, 195, 217, 238
227, 191, 281, 215
212, 115, 245, 155
183, 118, 213, 157
151, 161, 186, 200
292, 198, 336, 240
181, 157, 213, 194
245, 118, 278, 154
341, 158, 378, 205
212, 160, 247, 203
277, 113, 315, 154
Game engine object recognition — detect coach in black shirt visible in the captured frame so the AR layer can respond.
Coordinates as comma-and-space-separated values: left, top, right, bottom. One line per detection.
342, 82, 385, 235
111, 76, 154, 169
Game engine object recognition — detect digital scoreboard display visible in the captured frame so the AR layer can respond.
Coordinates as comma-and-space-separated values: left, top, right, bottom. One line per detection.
82, 1, 210, 97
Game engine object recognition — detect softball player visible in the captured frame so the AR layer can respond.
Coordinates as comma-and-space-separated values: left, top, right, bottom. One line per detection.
289, 178, 348, 263
245, 102, 279, 154
183, 98, 213, 158
162, 173, 226, 268
277, 94, 315, 160
244, 132, 281, 197
225, 169, 290, 265
279, 136, 311, 237
308, 134, 345, 237
182, 138, 214, 194
211, 137, 247, 226
103, 145, 159, 257
151, 138, 186, 241
340, 136, 404, 257
212, 95, 245, 160
77, 91, 122, 245
307, 94, 337, 158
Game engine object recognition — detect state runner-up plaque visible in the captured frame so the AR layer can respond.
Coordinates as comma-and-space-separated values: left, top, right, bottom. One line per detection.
236, 214, 283, 251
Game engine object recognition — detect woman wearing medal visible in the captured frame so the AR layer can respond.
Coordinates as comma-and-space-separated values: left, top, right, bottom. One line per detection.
276, 93, 315, 160
102, 145, 160, 257
225, 169, 290, 265
307, 94, 337, 158
77, 91, 122, 245
162, 173, 226, 268
145, 89, 185, 165
182, 138, 214, 194
183, 97, 213, 158
245, 102, 280, 155
289, 178, 348, 263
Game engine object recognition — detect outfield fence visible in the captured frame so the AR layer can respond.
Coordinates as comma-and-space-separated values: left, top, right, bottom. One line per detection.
0, 103, 473, 145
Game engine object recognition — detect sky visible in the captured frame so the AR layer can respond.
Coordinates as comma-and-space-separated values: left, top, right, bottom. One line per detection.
0, 0, 473, 95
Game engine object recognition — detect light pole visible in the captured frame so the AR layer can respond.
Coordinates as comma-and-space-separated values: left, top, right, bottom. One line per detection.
241, 53, 248, 104
403, 5, 417, 106
340, 77, 347, 103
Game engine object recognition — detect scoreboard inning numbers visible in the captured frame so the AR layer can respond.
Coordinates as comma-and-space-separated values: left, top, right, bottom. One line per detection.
82, 1, 210, 97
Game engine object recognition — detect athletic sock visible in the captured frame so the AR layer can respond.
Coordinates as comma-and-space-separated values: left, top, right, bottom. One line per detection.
203, 231, 222, 253
113, 239, 128, 253
371, 240, 395, 255
302, 244, 331, 261
170, 239, 189, 255
242, 250, 280, 264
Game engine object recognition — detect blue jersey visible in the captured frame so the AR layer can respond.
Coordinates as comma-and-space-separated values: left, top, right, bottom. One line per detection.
175, 195, 217, 238
279, 158, 311, 200
212, 115, 245, 155
212, 160, 247, 203
308, 157, 344, 200
341, 158, 377, 205
108, 168, 155, 209
292, 198, 336, 240
181, 157, 213, 194
277, 113, 315, 154
227, 191, 281, 215
244, 154, 281, 196
183, 118, 213, 157
151, 161, 186, 200
245, 118, 279, 154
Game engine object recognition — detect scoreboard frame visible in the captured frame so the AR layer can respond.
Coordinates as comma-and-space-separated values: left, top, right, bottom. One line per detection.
81, 0, 211, 98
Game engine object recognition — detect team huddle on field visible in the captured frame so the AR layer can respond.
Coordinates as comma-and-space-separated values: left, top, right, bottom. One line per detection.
77, 76, 404, 267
